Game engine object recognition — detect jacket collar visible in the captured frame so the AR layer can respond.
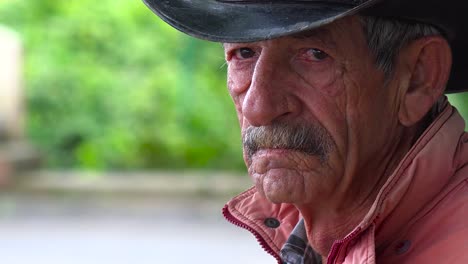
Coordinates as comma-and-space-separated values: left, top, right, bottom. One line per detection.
371, 99, 466, 253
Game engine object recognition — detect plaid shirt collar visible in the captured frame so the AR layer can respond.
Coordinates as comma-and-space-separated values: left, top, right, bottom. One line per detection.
280, 219, 323, 264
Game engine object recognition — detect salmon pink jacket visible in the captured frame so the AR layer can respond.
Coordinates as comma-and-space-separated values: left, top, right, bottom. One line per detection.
223, 102, 468, 264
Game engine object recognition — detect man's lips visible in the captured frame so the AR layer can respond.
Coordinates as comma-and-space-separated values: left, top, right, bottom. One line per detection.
250, 148, 323, 173
251, 151, 289, 174
250, 149, 304, 172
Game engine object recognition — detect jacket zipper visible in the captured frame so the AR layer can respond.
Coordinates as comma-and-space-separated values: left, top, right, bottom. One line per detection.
326, 227, 361, 264
223, 204, 282, 264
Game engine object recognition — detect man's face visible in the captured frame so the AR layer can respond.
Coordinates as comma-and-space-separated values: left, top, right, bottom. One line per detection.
224, 16, 403, 206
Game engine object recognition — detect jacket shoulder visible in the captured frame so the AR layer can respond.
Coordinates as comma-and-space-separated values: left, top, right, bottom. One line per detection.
390, 172, 468, 263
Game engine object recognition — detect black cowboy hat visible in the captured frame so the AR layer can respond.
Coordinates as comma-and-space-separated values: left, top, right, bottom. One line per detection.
143, 0, 468, 93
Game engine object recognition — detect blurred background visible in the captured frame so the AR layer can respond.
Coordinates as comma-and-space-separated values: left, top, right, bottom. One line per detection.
0, 0, 466, 263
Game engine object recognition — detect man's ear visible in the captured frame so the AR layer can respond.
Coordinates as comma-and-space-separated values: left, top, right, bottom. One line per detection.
398, 36, 452, 127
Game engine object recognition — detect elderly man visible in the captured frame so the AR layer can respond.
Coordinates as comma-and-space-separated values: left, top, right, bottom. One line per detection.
143, 0, 468, 263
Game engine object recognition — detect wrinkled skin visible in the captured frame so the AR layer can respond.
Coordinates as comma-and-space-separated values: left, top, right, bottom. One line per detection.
223, 16, 451, 258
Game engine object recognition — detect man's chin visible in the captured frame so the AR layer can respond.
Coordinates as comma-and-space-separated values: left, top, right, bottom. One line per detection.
252, 168, 305, 204
261, 190, 296, 204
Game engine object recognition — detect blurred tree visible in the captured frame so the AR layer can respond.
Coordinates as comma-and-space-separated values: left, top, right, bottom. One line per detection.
448, 93, 468, 129
0, 0, 244, 170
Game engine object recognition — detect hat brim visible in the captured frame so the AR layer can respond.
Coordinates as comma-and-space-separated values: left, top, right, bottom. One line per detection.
143, 0, 380, 43
143, 0, 468, 93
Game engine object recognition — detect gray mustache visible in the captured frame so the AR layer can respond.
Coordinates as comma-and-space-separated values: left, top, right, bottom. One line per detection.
242, 123, 332, 161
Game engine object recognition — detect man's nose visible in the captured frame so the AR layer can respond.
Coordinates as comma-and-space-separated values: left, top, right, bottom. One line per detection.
242, 54, 300, 127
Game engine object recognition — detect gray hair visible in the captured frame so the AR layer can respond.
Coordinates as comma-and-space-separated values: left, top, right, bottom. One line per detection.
361, 16, 446, 122
361, 16, 442, 77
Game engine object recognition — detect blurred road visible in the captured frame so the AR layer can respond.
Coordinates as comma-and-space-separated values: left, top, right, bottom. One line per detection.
0, 192, 273, 264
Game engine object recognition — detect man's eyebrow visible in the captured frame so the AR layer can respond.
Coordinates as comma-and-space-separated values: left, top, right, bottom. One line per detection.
222, 42, 250, 48
291, 28, 337, 47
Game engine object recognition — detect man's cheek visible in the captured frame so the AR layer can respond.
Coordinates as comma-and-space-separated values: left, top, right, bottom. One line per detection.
293, 63, 344, 96
227, 68, 252, 95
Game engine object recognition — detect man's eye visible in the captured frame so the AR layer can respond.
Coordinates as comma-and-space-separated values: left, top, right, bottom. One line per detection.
234, 47, 256, 60
306, 48, 329, 61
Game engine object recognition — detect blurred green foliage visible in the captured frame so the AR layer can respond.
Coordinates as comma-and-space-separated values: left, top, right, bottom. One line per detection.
0, 0, 466, 171
0, 0, 245, 170
448, 93, 468, 127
